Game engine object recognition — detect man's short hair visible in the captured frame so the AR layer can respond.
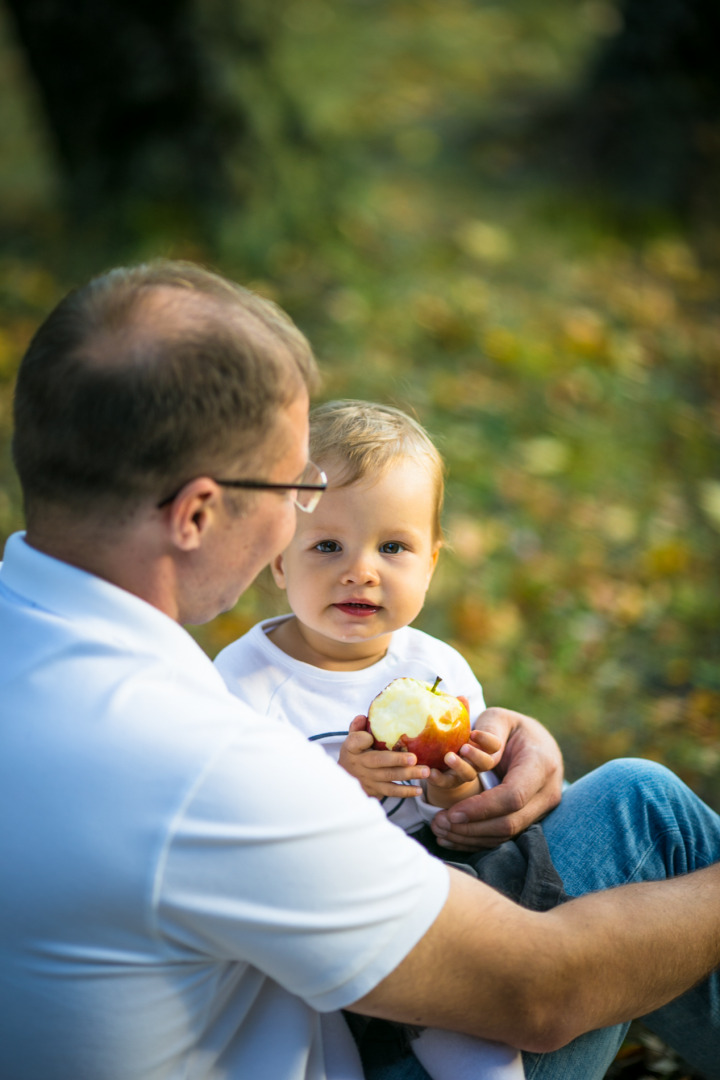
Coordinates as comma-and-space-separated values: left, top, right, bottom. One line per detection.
12, 261, 319, 516
309, 399, 445, 543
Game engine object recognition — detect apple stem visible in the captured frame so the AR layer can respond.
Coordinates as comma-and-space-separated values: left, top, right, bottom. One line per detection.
430, 676, 442, 694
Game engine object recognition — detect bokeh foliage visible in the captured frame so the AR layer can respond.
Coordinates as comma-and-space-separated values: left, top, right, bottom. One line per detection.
0, 0, 718, 807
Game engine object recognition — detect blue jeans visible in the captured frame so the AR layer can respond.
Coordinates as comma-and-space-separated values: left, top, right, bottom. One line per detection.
365, 759, 720, 1080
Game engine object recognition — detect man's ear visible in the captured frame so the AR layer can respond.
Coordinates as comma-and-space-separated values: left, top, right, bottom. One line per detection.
270, 552, 287, 589
164, 478, 221, 552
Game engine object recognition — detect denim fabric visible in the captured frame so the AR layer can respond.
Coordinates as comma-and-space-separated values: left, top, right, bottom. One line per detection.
365, 759, 720, 1080
525, 759, 720, 1080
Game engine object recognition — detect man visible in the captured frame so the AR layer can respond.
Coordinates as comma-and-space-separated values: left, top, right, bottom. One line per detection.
0, 260, 718, 1080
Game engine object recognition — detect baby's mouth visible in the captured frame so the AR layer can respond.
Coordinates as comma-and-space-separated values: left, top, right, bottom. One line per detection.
333, 601, 380, 616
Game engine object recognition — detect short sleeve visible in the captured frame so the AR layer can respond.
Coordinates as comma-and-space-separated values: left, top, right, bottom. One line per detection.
155, 714, 449, 1011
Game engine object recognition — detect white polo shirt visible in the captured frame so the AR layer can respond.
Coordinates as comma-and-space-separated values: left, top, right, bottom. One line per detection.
0, 533, 449, 1080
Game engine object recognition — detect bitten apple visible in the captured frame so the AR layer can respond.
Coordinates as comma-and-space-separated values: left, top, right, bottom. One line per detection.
367, 676, 470, 771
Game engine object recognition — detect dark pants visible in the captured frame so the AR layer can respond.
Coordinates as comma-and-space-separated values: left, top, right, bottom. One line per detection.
414, 821, 570, 911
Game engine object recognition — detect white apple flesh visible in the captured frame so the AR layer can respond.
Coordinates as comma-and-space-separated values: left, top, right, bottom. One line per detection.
367, 676, 471, 771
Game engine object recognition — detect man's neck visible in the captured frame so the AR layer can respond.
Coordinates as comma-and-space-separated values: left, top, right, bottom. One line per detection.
24, 517, 179, 621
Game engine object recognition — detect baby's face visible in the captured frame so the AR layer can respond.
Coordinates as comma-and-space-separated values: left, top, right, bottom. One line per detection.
271, 457, 440, 662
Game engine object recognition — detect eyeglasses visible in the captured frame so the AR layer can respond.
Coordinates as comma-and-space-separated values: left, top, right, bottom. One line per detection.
157, 460, 327, 513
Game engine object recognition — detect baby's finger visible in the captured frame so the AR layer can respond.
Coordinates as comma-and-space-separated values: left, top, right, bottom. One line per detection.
363, 762, 430, 785
458, 740, 498, 773
428, 753, 478, 787
468, 728, 503, 757
362, 748, 417, 770
385, 781, 424, 798
343, 730, 374, 754
368, 781, 424, 799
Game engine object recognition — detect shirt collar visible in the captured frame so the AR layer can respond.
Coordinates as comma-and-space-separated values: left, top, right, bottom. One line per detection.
0, 531, 214, 674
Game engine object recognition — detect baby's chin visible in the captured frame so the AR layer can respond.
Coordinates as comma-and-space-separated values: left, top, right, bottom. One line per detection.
311, 618, 386, 644
327, 625, 377, 642
331, 627, 397, 652
327, 620, 393, 643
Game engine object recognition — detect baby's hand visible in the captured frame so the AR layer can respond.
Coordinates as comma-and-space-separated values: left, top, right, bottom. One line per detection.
338, 715, 430, 799
426, 728, 502, 810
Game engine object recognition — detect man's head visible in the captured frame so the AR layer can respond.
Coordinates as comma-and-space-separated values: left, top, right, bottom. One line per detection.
12, 260, 319, 526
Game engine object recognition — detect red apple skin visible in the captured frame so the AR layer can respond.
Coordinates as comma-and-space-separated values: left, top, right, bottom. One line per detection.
366, 694, 471, 771
394, 718, 470, 771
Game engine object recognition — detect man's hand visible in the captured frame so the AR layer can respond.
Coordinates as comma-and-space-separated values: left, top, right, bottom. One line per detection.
338, 715, 430, 799
430, 707, 564, 850
425, 728, 502, 810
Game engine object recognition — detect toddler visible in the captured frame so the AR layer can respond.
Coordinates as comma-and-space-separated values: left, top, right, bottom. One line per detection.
216, 400, 555, 1080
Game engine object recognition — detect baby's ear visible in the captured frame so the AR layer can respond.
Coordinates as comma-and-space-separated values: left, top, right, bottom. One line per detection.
427, 543, 441, 583
270, 553, 287, 589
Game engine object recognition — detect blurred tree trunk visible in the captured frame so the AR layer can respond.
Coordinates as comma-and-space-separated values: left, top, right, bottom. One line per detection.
572, 0, 720, 216
3, 0, 242, 237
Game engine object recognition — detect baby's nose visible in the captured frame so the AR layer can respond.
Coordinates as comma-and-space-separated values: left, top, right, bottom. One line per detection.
341, 555, 380, 584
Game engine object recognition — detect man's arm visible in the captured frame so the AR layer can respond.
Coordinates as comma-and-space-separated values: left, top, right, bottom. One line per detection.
348, 863, 720, 1052
431, 708, 564, 849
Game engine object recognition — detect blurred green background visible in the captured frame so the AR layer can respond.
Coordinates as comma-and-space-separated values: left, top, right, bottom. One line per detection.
1, 0, 718, 807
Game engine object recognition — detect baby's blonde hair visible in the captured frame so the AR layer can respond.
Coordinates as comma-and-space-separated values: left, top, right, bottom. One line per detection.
309, 399, 445, 543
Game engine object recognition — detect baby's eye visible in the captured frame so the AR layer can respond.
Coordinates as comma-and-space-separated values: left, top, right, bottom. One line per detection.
379, 541, 405, 555
315, 540, 341, 553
